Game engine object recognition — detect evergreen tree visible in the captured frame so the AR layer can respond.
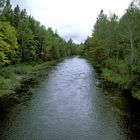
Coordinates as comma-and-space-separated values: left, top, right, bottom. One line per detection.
17, 18, 36, 62
0, 0, 5, 15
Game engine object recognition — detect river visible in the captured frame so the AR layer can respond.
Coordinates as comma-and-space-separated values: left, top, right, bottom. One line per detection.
0, 57, 140, 140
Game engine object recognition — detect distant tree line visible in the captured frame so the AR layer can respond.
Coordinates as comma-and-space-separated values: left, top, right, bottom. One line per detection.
80, 0, 140, 92
0, 0, 78, 65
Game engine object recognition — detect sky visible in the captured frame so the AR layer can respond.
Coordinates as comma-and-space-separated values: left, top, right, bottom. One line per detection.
11, 0, 132, 44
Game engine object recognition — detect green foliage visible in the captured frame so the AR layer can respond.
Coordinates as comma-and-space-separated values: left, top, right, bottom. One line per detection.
67, 39, 78, 56
83, 2, 140, 92
0, 75, 18, 90
0, 60, 58, 94
132, 89, 140, 100
0, 21, 18, 65
102, 59, 131, 88
0, 0, 13, 22
17, 18, 36, 62
0, 63, 34, 91
0, 0, 5, 15
0, 0, 78, 65
0, 0, 78, 95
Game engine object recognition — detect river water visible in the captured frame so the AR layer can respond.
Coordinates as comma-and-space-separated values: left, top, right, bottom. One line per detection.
0, 57, 140, 140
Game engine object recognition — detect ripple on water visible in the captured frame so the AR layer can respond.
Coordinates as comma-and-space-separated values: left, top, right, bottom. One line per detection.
0, 57, 140, 140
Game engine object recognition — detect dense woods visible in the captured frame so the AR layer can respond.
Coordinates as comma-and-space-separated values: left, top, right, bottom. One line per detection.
0, 0, 78, 66
80, 0, 140, 97
0, 0, 78, 94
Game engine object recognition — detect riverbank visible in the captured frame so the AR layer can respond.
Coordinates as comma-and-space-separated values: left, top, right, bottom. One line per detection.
1, 57, 140, 140
86, 58, 140, 102
103, 79, 140, 101
0, 59, 62, 115
132, 90, 140, 101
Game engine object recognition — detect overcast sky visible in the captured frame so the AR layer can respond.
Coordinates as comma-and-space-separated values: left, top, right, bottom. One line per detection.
11, 0, 132, 44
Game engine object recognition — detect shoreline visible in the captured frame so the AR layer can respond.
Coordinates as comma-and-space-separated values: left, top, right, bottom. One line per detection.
0, 59, 63, 116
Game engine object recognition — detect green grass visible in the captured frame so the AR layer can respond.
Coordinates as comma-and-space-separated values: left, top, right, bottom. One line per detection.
0, 61, 57, 97
132, 89, 140, 100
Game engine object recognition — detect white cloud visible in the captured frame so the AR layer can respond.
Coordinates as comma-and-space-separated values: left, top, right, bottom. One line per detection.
11, 0, 132, 44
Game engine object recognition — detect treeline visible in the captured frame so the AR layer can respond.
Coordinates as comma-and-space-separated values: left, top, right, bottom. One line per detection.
0, 0, 78, 65
80, 1, 140, 93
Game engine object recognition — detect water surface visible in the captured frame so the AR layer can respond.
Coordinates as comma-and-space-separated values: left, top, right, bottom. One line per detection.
0, 57, 140, 140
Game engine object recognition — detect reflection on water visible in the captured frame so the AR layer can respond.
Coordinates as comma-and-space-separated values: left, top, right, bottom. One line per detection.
0, 57, 140, 140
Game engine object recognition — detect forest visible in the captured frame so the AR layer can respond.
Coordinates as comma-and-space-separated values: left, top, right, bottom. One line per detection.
0, 0, 77, 65
79, 0, 140, 99
1, 0, 140, 99
0, 0, 78, 94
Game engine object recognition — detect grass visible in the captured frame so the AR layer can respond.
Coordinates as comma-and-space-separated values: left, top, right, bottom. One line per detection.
0, 60, 59, 97
132, 89, 140, 100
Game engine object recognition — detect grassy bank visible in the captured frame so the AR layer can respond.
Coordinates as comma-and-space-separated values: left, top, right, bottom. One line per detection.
132, 90, 140, 101
0, 59, 61, 98
86, 58, 140, 101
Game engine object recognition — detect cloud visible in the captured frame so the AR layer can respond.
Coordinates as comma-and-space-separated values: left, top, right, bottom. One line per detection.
11, 0, 132, 44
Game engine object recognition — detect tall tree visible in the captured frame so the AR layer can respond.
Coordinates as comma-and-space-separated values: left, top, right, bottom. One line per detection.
13, 5, 20, 27
0, 0, 5, 15
119, 3, 140, 79
0, 21, 18, 65
17, 18, 36, 62
1, 0, 13, 22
